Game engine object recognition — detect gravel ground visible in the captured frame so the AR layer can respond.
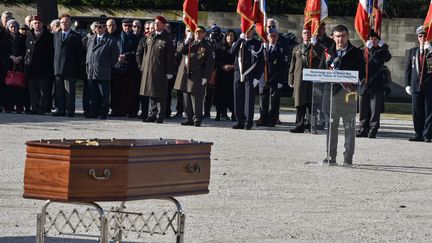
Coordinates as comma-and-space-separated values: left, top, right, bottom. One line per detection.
0, 109, 431, 243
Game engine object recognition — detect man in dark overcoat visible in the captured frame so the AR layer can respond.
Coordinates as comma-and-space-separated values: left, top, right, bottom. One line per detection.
404, 26, 432, 142
289, 27, 323, 133
138, 16, 175, 123
24, 16, 54, 115
318, 24, 365, 166
110, 19, 140, 118
356, 30, 391, 138
174, 26, 214, 127
85, 20, 119, 119
53, 14, 83, 117
230, 27, 264, 130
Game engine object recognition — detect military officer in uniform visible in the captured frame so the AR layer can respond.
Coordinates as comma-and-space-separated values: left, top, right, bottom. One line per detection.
138, 15, 175, 123
174, 26, 214, 127
230, 26, 264, 130
257, 28, 286, 127
405, 26, 432, 142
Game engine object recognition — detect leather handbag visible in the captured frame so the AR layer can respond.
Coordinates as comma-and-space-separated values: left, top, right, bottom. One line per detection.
5, 64, 27, 88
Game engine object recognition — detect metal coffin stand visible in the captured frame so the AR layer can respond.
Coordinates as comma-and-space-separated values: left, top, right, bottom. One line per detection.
36, 198, 185, 243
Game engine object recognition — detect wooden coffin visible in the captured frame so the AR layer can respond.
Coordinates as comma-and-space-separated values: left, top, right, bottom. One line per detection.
23, 139, 212, 202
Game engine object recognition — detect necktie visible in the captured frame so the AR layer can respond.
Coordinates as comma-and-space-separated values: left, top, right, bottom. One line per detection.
62, 32, 66, 41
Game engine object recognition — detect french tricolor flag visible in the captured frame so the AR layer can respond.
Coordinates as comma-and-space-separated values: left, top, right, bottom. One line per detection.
373, 0, 383, 35
354, 0, 370, 42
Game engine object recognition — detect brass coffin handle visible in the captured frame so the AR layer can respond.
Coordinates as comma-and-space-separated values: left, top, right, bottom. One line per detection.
88, 168, 111, 180
186, 163, 201, 175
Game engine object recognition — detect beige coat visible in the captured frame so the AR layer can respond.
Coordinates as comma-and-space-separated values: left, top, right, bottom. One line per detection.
174, 40, 214, 95
138, 30, 175, 98
288, 43, 323, 107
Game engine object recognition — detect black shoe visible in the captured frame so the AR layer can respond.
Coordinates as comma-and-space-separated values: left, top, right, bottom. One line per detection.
127, 113, 137, 118
290, 127, 305, 133
409, 136, 424, 142
85, 113, 98, 118
194, 121, 201, 127
214, 114, 220, 121
425, 137, 432, 143
144, 116, 157, 122
232, 123, 245, 129
356, 130, 368, 138
276, 119, 282, 125
110, 111, 124, 117
66, 113, 75, 118
322, 158, 337, 166
245, 122, 253, 130
181, 120, 194, 126
203, 113, 210, 119
155, 118, 164, 123
37, 110, 48, 115
52, 111, 66, 116
255, 119, 268, 126
98, 115, 107, 120
368, 133, 376, 139
172, 112, 183, 119
267, 122, 276, 127
231, 115, 236, 122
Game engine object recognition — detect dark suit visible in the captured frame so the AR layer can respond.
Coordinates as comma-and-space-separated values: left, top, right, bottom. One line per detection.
53, 30, 83, 115
404, 47, 432, 140
358, 44, 391, 136
85, 33, 119, 118
230, 38, 264, 128
259, 42, 286, 126
319, 42, 365, 163
25, 28, 54, 114
111, 31, 140, 117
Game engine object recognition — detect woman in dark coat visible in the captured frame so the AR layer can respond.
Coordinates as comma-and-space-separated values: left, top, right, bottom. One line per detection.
4, 20, 27, 113
214, 29, 237, 121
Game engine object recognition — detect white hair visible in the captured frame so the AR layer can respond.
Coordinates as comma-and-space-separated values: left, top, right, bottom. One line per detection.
267, 18, 278, 29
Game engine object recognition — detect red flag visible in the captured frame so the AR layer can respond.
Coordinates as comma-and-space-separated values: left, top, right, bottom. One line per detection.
237, 0, 254, 33
424, 0, 432, 42
252, 0, 267, 42
373, 0, 383, 35
354, 0, 370, 42
304, 0, 321, 36
183, 0, 198, 32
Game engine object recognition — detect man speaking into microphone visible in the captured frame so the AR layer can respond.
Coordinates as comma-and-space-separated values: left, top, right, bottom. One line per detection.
318, 24, 365, 166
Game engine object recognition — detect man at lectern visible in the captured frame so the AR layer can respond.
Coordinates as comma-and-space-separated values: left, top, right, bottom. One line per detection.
318, 25, 365, 166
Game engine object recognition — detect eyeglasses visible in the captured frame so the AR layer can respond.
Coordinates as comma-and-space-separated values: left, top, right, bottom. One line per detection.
418, 34, 426, 38
95, 25, 103, 29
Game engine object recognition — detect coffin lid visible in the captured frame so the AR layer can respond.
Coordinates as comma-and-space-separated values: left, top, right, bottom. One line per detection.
26, 138, 213, 149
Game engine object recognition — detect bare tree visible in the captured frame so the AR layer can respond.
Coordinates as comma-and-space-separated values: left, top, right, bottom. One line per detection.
37, 0, 58, 25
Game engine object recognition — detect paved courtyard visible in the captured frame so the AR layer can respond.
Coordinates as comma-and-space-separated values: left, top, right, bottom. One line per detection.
0, 109, 431, 242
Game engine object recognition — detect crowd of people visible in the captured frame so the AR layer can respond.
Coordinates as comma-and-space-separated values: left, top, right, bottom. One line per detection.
0, 10, 431, 153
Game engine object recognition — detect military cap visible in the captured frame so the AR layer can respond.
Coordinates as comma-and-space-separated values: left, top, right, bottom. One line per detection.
417, 25, 426, 35
122, 19, 132, 24
155, 15, 167, 24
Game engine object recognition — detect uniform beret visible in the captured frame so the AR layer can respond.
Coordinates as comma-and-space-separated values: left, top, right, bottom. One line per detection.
155, 15, 167, 24
32, 15, 42, 22
417, 25, 426, 35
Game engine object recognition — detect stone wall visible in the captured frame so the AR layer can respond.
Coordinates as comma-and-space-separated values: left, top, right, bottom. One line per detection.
3, 3, 424, 98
